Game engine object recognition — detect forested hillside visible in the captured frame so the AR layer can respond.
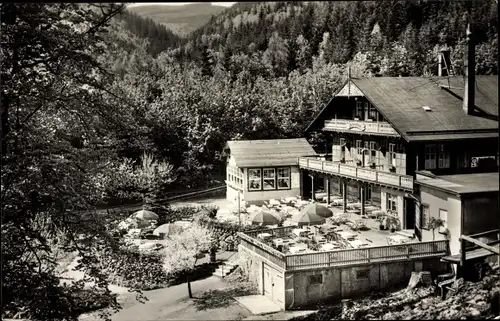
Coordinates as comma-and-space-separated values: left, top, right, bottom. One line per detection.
177, 1, 498, 76
127, 3, 227, 36
116, 10, 181, 56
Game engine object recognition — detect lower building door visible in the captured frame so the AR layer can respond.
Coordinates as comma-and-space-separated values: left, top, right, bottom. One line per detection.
263, 263, 284, 306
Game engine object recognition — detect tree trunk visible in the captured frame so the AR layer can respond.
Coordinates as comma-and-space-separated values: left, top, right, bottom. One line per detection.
210, 248, 216, 263
187, 274, 193, 298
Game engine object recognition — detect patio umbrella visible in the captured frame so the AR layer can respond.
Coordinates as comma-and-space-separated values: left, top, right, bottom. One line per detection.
153, 223, 183, 238
249, 210, 280, 226
301, 203, 333, 218
291, 211, 325, 227
132, 209, 159, 221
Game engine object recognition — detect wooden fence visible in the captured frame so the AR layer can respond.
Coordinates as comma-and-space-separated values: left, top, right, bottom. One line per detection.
238, 230, 449, 271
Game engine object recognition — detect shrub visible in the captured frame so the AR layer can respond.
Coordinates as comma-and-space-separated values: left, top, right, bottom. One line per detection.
70, 287, 118, 315
154, 205, 200, 225
199, 204, 219, 219
97, 248, 170, 291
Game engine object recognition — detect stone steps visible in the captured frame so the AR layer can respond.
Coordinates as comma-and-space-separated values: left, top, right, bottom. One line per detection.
213, 261, 238, 278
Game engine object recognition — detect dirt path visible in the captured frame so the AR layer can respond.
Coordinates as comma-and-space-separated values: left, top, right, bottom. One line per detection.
79, 276, 251, 321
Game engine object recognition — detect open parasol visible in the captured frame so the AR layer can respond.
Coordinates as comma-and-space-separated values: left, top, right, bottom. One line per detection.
249, 210, 280, 226
132, 209, 159, 221
291, 211, 326, 227
300, 202, 333, 218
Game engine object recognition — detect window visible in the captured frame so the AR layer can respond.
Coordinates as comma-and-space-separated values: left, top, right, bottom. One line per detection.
421, 204, 430, 229
309, 274, 323, 285
248, 167, 290, 191
248, 169, 261, 191
263, 168, 276, 190
425, 144, 437, 169
388, 143, 396, 167
365, 186, 372, 201
356, 269, 370, 279
227, 163, 243, 188
457, 150, 470, 169
439, 209, 448, 233
356, 140, 363, 157
277, 167, 291, 190
364, 102, 370, 120
369, 141, 377, 161
438, 144, 450, 168
340, 138, 346, 149
355, 101, 363, 119
386, 193, 397, 212
369, 104, 377, 120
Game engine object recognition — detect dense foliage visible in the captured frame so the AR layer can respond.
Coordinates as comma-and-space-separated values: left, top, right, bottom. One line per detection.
114, 0, 498, 182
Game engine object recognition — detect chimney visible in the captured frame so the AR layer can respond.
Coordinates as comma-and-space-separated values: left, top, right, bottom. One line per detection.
438, 47, 451, 77
463, 24, 475, 115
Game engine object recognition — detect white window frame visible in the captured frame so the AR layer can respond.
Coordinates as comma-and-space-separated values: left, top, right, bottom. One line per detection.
364, 102, 370, 120
339, 138, 346, 160
356, 140, 363, 157
386, 193, 397, 213
369, 141, 377, 162
439, 209, 448, 233
438, 144, 450, 168
263, 168, 276, 190
248, 168, 262, 191
424, 144, 437, 169
277, 167, 291, 190
355, 101, 363, 119
369, 104, 377, 120
388, 143, 396, 167
421, 204, 430, 229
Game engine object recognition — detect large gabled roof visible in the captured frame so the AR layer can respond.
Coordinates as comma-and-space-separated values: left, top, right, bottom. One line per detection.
224, 138, 317, 168
306, 76, 498, 142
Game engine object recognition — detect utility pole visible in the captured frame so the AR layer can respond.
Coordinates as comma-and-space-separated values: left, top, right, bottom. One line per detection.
237, 192, 241, 226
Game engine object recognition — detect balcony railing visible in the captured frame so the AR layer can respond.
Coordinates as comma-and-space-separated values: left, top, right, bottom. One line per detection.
324, 119, 399, 136
298, 157, 414, 191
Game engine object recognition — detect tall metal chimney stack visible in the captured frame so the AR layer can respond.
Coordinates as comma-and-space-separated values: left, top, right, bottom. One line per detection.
438, 47, 451, 77
463, 24, 475, 115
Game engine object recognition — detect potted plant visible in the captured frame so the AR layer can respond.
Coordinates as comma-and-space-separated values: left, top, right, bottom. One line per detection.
369, 162, 376, 169
340, 158, 346, 163
386, 216, 401, 233
389, 165, 396, 172
356, 159, 362, 166
428, 217, 445, 241
376, 216, 386, 230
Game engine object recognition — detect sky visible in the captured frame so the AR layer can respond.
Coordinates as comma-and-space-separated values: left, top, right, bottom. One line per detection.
127, 2, 236, 8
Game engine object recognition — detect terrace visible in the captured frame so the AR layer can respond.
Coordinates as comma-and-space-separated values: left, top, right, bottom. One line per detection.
238, 225, 449, 271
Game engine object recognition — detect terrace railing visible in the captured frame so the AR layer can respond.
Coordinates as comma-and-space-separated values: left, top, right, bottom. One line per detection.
285, 240, 449, 270
298, 156, 414, 191
239, 229, 449, 271
323, 119, 399, 136
238, 232, 287, 269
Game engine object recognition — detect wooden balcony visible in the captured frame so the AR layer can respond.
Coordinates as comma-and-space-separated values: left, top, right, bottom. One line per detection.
324, 119, 400, 136
298, 157, 414, 191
